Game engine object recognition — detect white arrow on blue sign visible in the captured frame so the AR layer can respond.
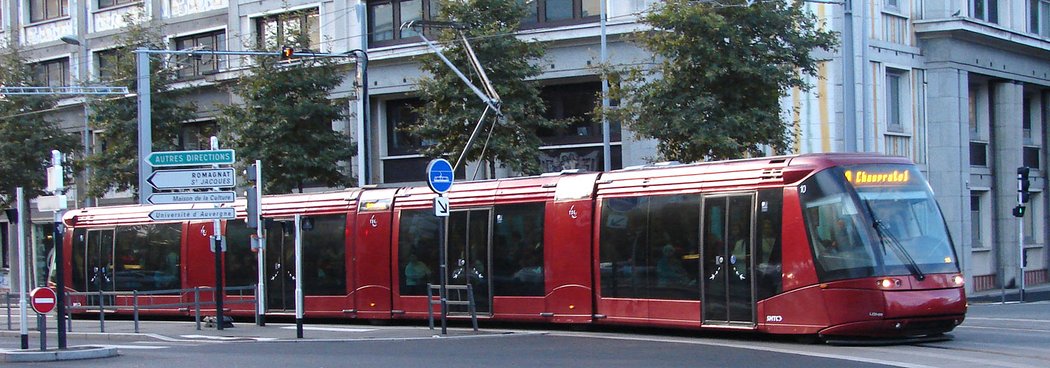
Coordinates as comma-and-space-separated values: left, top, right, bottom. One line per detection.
426, 158, 454, 194
147, 168, 236, 190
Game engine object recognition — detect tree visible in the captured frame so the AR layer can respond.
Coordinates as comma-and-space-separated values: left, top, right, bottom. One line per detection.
406, 0, 558, 177
86, 16, 197, 199
218, 17, 354, 194
610, 0, 837, 162
0, 43, 81, 207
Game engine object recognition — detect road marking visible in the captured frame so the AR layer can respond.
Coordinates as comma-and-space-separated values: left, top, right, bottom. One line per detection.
549, 332, 936, 368
956, 325, 1050, 333
279, 326, 376, 332
77, 344, 169, 350
179, 335, 278, 342
965, 317, 1050, 324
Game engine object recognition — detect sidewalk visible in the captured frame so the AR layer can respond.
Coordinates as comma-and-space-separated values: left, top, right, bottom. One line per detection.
1, 315, 508, 362
966, 283, 1050, 304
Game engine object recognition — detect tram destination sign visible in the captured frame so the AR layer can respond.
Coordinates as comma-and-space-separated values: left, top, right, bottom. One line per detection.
148, 191, 237, 205
147, 168, 236, 190
147, 149, 235, 167
149, 208, 236, 221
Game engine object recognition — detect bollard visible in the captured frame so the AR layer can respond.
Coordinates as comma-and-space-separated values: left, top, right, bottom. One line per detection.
37, 314, 46, 351
194, 287, 201, 331
133, 290, 140, 333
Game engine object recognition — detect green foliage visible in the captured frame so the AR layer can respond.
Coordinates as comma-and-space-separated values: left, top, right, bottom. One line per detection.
610, 0, 837, 162
218, 50, 354, 194
85, 16, 197, 198
407, 0, 557, 176
0, 43, 81, 207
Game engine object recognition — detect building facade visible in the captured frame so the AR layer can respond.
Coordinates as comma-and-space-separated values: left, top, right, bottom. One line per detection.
2, 0, 1049, 295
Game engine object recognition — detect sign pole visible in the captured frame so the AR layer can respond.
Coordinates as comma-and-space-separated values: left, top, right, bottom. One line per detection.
16, 187, 28, 349
439, 207, 448, 335
254, 160, 266, 326
294, 214, 304, 338
209, 137, 226, 330
425, 158, 454, 335
54, 209, 67, 349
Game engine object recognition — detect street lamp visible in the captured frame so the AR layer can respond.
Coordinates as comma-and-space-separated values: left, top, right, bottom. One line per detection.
60, 34, 94, 207
345, 49, 369, 187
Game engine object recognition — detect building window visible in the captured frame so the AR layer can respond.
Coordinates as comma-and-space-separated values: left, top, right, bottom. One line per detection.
1031, 0, 1050, 37
29, 0, 68, 23
886, 70, 904, 133
98, 0, 135, 9
520, 0, 600, 27
970, 142, 988, 166
175, 31, 226, 78
970, 192, 985, 248
255, 9, 320, 51
367, 0, 443, 45
1024, 147, 1041, 169
179, 121, 218, 151
972, 0, 999, 24
96, 49, 126, 81
1024, 193, 1041, 244
885, 0, 900, 11
32, 58, 69, 87
385, 98, 426, 156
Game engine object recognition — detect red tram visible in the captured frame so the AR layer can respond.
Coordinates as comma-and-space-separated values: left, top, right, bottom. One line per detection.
61, 153, 966, 339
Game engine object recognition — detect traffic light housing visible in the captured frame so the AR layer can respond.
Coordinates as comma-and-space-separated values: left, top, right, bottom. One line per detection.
281, 46, 294, 60
245, 163, 260, 229
1018, 167, 1031, 204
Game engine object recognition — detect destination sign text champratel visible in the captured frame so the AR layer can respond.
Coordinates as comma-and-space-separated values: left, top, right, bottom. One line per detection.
147, 149, 236, 167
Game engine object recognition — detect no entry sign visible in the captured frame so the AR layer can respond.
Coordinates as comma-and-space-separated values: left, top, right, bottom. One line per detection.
30, 287, 57, 314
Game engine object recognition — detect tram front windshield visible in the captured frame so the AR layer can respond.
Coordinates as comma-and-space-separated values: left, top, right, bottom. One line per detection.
799, 164, 959, 282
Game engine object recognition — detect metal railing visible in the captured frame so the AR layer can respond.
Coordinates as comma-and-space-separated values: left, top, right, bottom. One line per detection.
60, 283, 257, 334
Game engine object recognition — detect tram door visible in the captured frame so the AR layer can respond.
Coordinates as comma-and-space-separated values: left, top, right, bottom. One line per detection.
264, 219, 296, 311
701, 194, 755, 325
84, 229, 116, 306
446, 209, 492, 315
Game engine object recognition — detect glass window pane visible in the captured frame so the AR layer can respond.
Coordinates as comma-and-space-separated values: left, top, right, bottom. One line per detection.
545, 0, 573, 21
600, 196, 649, 298
520, 0, 539, 24
400, 0, 423, 38
306, 11, 321, 49
224, 221, 258, 290
113, 224, 182, 291
581, 0, 600, 17
370, 3, 395, 42
301, 215, 347, 295
398, 210, 441, 295
648, 195, 700, 300
492, 203, 545, 296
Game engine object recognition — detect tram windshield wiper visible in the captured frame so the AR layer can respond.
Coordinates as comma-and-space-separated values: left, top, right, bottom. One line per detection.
864, 202, 926, 281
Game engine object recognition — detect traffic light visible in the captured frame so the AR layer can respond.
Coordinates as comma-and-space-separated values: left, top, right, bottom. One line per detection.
1014, 205, 1026, 218
1018, 167, 1031, 204
281, 46, 294, 60
245, 163, 261, 229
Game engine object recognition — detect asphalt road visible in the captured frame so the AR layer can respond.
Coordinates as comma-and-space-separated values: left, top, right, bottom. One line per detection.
2, 301, 1047, 368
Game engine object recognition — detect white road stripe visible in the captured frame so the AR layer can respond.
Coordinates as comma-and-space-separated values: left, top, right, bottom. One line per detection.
279, 326, 376, 332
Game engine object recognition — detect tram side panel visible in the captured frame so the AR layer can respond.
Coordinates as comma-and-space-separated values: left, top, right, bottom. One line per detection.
542, 199, 593, 323
185, 221, 220, 306
758, 187, 829, 335
354, 210, 392, 319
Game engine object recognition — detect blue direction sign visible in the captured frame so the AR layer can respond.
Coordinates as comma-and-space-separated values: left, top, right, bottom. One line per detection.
148, 168, 236, 190
149, 208, 236, 221
426, 158, 454, 194
147, 149, 235, 167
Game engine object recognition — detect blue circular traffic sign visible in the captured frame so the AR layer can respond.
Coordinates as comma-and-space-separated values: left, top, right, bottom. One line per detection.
426, 158, 454, 194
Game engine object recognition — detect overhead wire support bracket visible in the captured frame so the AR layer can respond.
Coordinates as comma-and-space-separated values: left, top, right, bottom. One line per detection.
402, 20, 503, 172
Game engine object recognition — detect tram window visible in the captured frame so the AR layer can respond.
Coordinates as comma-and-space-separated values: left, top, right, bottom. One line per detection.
492, 203, 545, 296
224, 221, 258, 290
755, 189, 783, 300
113, 224, 182, 291
600, 196, 650, 299
799, 170, 876, 282
398, 210, 441, 295
72, 228, 87, 291
647, 194, 700, 300
301, 215, 347, 295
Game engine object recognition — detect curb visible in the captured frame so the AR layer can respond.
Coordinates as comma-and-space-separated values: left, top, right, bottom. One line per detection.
0, 346, 118, 363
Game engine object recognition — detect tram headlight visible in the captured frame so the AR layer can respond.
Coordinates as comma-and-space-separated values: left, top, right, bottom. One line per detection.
877, 278, 902, 289
952, 274, 965, 286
